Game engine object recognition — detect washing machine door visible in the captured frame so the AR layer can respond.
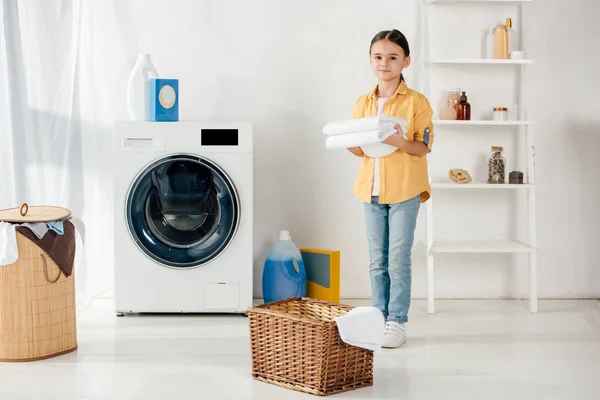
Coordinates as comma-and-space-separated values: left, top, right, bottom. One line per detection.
126, 154, 240, 268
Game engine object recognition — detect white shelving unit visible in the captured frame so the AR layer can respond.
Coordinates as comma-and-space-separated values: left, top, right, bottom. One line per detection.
433, 119, 534, 126
431, 239, 535, 253
421, 0, 538, 313
431, 182, 535, 189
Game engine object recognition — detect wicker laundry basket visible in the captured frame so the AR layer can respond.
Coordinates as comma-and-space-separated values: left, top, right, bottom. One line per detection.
0, 204, 77, 362
247, 297, 374, 396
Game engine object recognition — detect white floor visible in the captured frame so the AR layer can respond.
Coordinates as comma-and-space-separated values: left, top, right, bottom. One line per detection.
1, 299, 599, 400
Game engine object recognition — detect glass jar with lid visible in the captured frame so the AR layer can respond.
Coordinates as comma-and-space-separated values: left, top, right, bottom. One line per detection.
493, 107, 508, 121
440, 96, 458, 120
488, 146, 506, 184
449, 89, 461, 110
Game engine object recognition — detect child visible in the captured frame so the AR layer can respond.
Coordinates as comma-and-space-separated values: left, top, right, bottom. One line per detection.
348, 29, 434, 348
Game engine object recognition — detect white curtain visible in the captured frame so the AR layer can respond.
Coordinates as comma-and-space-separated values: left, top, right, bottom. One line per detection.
0, 0, 111, 307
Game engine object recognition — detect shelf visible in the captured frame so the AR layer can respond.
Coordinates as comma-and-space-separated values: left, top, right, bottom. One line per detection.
423, 0, 538, 314
432, 182, 534, 189
426, 59, 533, 65
428, 0, 533, 4
433, 120, 535, 126
430, 239, 536, 253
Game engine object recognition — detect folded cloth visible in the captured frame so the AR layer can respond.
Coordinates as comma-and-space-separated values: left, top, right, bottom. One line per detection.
449, 168, 473, 184
16, 220, 76, 277
18, 222, 49, 239
325, 127, 397, 150
0, 222, 18, 267
333, 306, 385, 351
66, 216, 85, 245
323, 116, 408, 136
46, 220, 64, 235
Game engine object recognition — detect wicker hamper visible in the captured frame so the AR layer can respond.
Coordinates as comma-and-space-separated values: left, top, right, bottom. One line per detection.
0, 204, 77, 362
247, 297, 374, 396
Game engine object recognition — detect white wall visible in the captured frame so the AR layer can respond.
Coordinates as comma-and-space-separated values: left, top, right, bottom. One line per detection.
94, 0, 600, 300
529, 0, 600, 298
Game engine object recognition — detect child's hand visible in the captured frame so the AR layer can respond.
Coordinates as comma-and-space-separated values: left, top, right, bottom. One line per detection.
347, 147, 364, 157
382, 123, 407, 149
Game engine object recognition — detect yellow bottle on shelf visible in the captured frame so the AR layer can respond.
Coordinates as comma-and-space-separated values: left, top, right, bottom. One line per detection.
493, 24, 509, 59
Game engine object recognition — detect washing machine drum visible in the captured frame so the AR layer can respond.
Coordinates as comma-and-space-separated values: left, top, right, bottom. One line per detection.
126, 154, 240, 268
151, 161, 214, 216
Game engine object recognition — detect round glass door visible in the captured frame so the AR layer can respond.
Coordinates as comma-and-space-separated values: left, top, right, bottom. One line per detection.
126, 154, 240, 268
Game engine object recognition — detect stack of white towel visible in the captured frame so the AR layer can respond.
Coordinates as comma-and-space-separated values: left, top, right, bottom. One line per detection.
323, 116, 408, 157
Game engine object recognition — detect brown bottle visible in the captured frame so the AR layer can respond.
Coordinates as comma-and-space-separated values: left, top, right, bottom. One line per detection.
456, 91, 471, 120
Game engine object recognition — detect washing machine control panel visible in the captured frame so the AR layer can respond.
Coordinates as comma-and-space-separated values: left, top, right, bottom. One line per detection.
201, 129, 238, 147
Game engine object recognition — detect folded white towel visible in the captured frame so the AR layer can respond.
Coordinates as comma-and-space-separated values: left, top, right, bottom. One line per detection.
333, 306, 384, 351
0, 222, 18, 267
323, 116, 408, 136
325, 127, 397, 150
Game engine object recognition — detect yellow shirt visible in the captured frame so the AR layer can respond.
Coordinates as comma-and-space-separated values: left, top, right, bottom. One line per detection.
352, 81, 434, 204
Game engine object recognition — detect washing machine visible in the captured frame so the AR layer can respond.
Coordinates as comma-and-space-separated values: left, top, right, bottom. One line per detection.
113, 121, 252, 315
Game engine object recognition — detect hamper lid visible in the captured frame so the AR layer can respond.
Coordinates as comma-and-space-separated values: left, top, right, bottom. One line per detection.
0, 203, 71, 223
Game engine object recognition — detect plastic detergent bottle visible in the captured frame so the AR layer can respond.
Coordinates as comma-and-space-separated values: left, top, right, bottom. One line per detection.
127, 53, 159, 121
262, 230, 307, 303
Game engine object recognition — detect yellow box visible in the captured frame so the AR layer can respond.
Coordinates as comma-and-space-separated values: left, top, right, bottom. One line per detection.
299, 248, 340, 303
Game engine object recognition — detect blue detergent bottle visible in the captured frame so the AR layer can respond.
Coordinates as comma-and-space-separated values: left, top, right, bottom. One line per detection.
262, 230, 307, 303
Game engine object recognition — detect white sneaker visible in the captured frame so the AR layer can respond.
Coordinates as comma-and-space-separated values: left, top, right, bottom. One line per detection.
382, 321, 406, 348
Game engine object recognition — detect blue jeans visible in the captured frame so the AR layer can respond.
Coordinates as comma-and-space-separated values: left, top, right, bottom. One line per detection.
364, 195, 420, 324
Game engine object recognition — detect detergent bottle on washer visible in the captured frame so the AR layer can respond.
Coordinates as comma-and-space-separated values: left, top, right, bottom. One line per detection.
126, 53, 159, 121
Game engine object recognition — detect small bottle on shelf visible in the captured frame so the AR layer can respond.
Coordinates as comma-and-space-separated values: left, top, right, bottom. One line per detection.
456, 91, 471, 120
493, 24, 509, 59
486, 27, 495, 59
493, 107, 508, 121
506, 18, 516, 54
440, 96, 457, 120
445, 89, 461, 111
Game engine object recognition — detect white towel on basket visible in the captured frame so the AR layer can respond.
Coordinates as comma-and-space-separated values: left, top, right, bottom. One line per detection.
0, 222, 18, 267
333, 306, 385, 351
